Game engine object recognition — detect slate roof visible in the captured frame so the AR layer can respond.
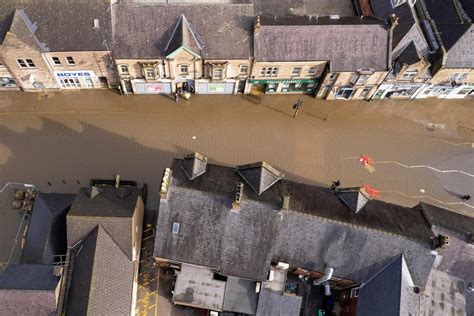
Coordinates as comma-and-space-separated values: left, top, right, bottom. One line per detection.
182, 152, 208, 180
112, 4, 254, 59
164, 15, 203, 57
357, 255, 421, 316
223, 276, 258, 314
0, 0, 112, 51
255, 288, 302, 316
22, 193, 75, 265
0, 264, 60, 290
67, 186, 139, 260
154, 159, 436, 286
396, 41, 422, 66
67, 225, 134, 316
424, 0, 474, 68
254, 16, 389, 71
417, 202, 474, 241
236, 161, 284, 195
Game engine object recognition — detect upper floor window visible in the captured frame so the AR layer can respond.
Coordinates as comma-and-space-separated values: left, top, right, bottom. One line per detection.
260, 67, 278, 77
66, 56, 75, 66
179, 64, 189, 75
212, 68, 223, 80
291, 67, 302, 76
239, 64, 249, 76
356, 74, 370, 85
145, 68, 155, 79
400, 69, 417, 81
308, 66, 318, 76
448, 72, 468, 82
119, 64, 129, 74
52, 57, 61, 65
328, 72, 337, 80
17, 58, 35, 68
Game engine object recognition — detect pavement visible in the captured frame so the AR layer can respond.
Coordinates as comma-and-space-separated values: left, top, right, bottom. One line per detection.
0, 90, 472, 217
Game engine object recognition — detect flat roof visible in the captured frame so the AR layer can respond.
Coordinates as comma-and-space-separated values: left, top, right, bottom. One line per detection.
173, 264, 226, 311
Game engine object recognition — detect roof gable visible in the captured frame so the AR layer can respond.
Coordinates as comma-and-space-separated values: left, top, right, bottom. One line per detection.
335, 187, 371, 213
182, 152, 208, 180
67, 225, 134, 315
165, 14, 202, 58
396, 41, 422, 66
236, 162, 284, 195
7, 10, 43, 51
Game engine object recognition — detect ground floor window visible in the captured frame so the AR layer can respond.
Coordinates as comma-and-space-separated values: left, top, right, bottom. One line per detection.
337, 87, 355, 99
60, 78, 81, 89
85, 78, 94, 88
457, 88, 472, 95
360, 86, 372, 97
0, 77, 17, 88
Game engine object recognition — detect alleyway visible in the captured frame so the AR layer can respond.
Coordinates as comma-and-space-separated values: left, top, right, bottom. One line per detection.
0, 90, 472, 216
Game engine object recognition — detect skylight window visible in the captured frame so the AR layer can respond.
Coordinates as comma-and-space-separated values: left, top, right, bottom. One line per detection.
172, 223, 180, 234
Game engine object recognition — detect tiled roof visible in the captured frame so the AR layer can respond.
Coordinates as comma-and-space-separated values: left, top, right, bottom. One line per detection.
112, 3, 254, 59
67, 186, 139, 260
67, 225, 134, 316
396, 41, 422, 66
223, 276, 258, 314
164, 15, 203, 57
22, 193, 75, 265
0, 264, 60, 290
254, 16, 389, 71
255, 288, 302, 316
357, 255, 421, 316
154, 159, 436, 286
0, 0, 113, 51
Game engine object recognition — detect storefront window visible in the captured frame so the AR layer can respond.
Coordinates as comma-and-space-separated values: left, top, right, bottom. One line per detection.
85, 78, 94, 88
266, 83, 278, 92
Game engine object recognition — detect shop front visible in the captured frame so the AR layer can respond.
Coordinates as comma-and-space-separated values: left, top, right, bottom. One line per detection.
371, 83, 426, 99
54, 71, 103, 89
248, 79, 317, 94
196, 81, 235, 94
415, 84, 474, 99
134, 81, 172, 94
0, 76, 18, 89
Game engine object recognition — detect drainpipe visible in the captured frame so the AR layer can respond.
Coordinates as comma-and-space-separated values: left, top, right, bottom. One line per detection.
313, 267, 334, 286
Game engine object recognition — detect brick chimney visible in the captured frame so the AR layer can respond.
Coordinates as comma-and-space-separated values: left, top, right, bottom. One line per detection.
160, 168, 172, 200
254, 15, 261, 34
232, 182, 244, 211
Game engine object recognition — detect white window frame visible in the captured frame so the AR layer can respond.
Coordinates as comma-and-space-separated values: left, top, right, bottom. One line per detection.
119, 64, 129, 75
212, 68, 223, 80
448, 73, 468, 82
360, 86, 372, 97
308, 66, 318, 76
52, 57, 61, 65
172, 222, 180, 234
239, 64, 249, 76
145, 68, 155, 79
260, 67, 278, 77
400, 69, 417, 81
66, 56, 75, 66
17, 59, 28, 68
356, 74, 369, 85
291, 67, 302, 76
179, 64, 189, 75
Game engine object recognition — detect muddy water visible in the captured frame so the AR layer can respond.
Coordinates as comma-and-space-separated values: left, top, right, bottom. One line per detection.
0, 91, 473, 215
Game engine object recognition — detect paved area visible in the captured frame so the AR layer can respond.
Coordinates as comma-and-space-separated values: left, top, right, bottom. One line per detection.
0, 90, 472, 217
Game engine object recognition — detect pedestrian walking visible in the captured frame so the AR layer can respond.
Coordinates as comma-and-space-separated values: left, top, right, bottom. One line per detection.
174, 92, 179, 102
462, 194, 471, 201
293, 98, 302, 118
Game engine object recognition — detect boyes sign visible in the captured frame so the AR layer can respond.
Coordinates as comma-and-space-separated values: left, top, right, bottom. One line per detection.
54, 71, 94, 78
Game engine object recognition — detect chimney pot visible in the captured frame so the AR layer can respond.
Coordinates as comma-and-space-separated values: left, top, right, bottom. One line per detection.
160, 168, 172, 199
232, 182, 244, 211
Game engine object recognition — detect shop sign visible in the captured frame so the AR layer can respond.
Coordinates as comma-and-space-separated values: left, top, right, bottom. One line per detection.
249, 79, 315, 84
146, 84, 162, 92
55, 71, 94, 78
208, 84, 225, 93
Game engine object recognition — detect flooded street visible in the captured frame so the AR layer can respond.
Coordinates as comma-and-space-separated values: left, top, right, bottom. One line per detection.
0, 90, 473, 215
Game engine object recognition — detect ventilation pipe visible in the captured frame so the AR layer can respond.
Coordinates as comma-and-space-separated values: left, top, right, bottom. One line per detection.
313, 267, 334, 286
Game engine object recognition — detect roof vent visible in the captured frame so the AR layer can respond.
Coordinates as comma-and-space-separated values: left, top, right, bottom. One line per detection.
182, 152, 207, 180
335, 187, 371, 213
93, 19, 100, 29
329, 15, 340, 20
232, 182, 244, 211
